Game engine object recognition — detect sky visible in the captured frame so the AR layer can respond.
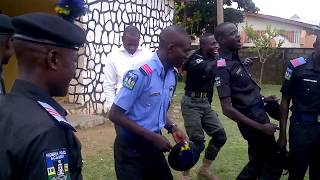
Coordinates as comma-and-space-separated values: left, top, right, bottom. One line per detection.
237, 0, 320, 25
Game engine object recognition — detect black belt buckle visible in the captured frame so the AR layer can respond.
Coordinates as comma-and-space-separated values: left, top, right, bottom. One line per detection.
185, 91, 207, 98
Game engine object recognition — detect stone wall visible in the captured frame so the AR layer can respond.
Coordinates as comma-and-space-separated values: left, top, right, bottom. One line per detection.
69, 0, 175, 114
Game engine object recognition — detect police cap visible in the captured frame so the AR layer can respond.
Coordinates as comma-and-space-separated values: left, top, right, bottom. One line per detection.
0, 14, 14, 35
168, 141, 200, 171
12, 12, 85, 50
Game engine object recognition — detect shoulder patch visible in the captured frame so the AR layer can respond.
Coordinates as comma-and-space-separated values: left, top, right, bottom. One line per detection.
217, 58, 226, 67
284, 67, 293, 80
44, 148, 71, 180
290, 57, 306, 68
123, 71, 138, 90
139, 64, 152, 75
38, 101, 76, 132
195, 58, 204, 64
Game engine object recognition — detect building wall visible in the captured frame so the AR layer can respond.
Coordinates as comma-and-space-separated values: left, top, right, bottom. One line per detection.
0, 0, 56, 92
239, 16, 316, 48
69, 0, 175, 114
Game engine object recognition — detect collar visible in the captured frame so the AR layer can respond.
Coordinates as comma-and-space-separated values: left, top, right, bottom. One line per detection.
152, 52, 174, 78
219, 48, 239, 60
10, 79, 67, 116
119, 45, 143, 55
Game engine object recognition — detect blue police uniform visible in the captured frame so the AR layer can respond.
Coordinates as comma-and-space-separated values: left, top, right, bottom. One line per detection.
281, 57, 320, 180
113, 52, 175, 180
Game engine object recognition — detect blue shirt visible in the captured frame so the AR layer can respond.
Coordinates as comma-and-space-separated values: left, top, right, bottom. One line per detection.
114, 52, 176, 133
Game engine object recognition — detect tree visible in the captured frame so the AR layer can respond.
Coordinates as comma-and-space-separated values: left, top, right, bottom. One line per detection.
173, 0, 259, 36
243, 23, 284, 84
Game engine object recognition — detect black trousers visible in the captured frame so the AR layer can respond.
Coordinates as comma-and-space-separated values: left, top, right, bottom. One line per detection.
288, 116, 320, 180
236, 101, 283, 180
114, 135, 173, 180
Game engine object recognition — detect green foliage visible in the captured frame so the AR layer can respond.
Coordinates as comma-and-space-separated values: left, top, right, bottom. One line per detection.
173, 0, 259, 35
243, 23, 285, 84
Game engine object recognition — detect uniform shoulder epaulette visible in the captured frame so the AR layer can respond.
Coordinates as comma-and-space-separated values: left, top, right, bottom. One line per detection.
290, 57, 306, 68
37, 101, 76, 132
217, 58, 226, 67
139, 64, 153, 76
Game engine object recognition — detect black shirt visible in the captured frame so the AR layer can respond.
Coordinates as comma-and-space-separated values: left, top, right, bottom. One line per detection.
281, 57, 320, 113
0, 80, 83, 180
215, 48, 262, 109
183, 49, 217, 102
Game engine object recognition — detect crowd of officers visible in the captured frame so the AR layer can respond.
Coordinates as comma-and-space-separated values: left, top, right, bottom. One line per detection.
0, 11, 319, 180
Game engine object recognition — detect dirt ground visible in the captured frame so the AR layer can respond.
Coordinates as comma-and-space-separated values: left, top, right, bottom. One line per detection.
76, 122, 116, 156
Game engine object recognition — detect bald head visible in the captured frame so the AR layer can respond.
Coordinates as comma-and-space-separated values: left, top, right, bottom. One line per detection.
158, 25, 191, 69
159, 25, 189, 49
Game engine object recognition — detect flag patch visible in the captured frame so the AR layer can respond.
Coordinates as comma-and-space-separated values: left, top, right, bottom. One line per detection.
217, 59, 226, 67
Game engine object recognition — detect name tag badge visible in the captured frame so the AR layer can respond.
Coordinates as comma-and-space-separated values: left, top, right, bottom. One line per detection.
303, 79, 317, 83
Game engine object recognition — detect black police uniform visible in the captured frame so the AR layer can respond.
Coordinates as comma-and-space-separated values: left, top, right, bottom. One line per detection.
215, 48, 283, 180
0, 80, 83, 179
0, 12, 85, 179
181, 49, 227, 161
0, 14, 14, 95
281, 57, 320, 180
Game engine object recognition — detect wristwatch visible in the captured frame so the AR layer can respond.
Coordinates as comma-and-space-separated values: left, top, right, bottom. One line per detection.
166, 123, 178, 134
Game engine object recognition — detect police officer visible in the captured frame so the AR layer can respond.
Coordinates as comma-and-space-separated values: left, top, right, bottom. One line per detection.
0, 12, 85, 179
214, 22, 283, 179
278, 35, 320, 180
0, 14, 14, 95
181, 33, 226, 180
108, 25, 191, 180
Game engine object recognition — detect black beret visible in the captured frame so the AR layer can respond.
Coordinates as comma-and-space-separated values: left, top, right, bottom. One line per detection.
168, 141, 200, 171
0, 14, 14, 35
264, 100, 280, 121
12, 12, 85, 50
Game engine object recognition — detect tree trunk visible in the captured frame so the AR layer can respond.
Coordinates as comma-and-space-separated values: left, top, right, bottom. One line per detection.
259, 62, 265, 85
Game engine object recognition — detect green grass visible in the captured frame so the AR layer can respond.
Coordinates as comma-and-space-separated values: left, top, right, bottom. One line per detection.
82, 82, 293, 179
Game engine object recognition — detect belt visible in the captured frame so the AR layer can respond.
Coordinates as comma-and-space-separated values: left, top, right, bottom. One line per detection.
292, 112, 320, 123
185, 90, 207, 98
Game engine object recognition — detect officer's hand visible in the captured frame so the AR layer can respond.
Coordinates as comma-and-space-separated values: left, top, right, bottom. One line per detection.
259, 123, 279, 136
151, 133, 172, 152
172, 127, 187, 144
277, 135, 287, 149
264, 95, 279, 102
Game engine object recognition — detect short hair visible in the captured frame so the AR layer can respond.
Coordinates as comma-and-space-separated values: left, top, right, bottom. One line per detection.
123, 25, 140, 37
214, 22, 234, 43
200, 33, 214, 45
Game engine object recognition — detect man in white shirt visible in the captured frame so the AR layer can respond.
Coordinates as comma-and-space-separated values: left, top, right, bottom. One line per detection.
103, 26, 153, 112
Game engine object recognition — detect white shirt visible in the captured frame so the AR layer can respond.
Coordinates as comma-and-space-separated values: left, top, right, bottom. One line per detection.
102, 46, 153, 111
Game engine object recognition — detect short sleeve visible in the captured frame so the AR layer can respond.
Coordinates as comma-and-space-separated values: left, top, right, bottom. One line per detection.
280, 63, 295, 96
114, 70, 147, 111
215, 67, 231, 99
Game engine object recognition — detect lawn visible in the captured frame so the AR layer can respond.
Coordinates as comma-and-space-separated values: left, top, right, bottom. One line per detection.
78, 82, 293, 180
